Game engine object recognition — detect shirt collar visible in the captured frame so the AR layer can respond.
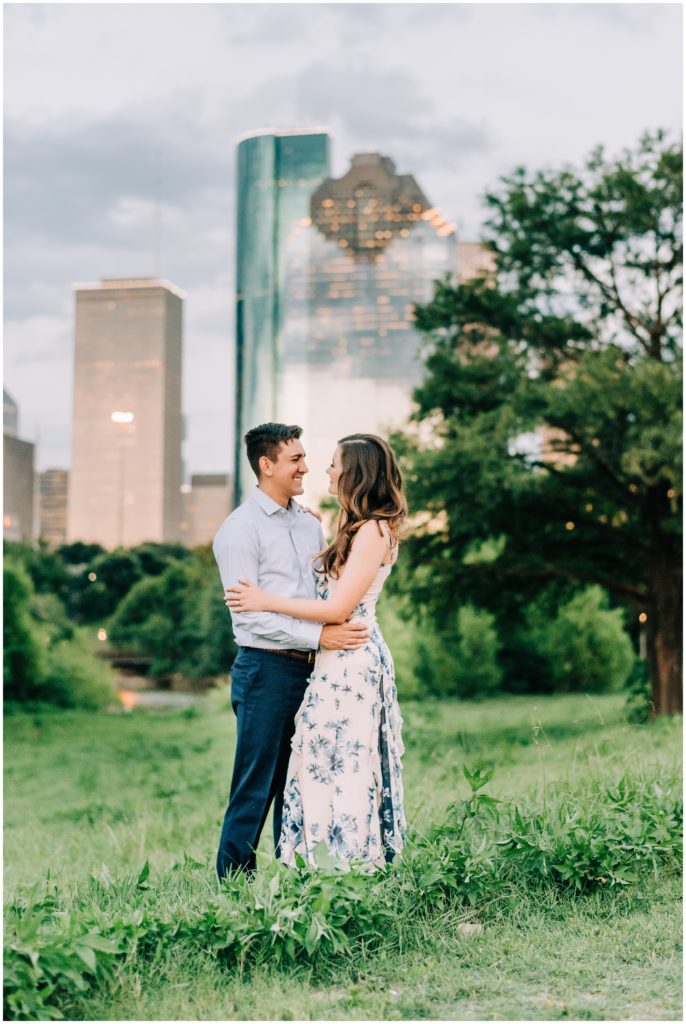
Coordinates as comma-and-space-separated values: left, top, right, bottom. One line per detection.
250, 486, 294, 516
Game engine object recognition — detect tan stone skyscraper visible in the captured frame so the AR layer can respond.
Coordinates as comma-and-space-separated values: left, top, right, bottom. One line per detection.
67, 278, 184, 548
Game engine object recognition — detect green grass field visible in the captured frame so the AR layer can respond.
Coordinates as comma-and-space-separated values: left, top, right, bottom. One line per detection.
4, 691, 682, 1020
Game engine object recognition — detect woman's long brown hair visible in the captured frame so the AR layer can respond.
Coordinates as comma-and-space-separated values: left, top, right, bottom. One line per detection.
316, 433, 407, 579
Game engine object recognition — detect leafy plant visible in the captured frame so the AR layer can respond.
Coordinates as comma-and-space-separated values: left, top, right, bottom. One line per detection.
453, 605, 503, 698
3, 761, 682, 1020
107, 559, 235, 681
4, 899, 122, 1020
3, 562, 46, 702
531, 586, 635, 692
38, 635, 116, 710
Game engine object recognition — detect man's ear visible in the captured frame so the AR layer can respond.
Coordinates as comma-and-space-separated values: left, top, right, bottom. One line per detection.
259, 455, 273, 478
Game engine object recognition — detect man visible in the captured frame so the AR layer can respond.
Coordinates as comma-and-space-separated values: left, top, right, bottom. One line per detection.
213, 422, 369, 878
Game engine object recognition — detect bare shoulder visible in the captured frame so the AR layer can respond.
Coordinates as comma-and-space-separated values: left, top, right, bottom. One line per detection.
356, 519, 386, 538
351, 520, 391, 553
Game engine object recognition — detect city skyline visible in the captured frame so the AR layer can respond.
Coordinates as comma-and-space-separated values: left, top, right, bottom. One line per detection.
4, 4, 682, 479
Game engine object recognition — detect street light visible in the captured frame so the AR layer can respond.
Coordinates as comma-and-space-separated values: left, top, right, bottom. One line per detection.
638, 612, 648, 660
111, 411, 135, 546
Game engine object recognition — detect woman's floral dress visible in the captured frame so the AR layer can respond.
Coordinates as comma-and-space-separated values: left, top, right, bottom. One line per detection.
279, 547, 406, 868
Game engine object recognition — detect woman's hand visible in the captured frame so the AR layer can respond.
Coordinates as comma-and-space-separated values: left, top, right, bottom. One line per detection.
301, 505, 323, 522
224, 579, 269, 613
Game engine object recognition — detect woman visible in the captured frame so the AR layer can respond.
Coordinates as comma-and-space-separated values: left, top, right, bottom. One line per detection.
225, 433, 407, 868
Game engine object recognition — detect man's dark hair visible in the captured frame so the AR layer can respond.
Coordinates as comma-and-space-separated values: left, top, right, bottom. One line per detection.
244, 423, 303, 479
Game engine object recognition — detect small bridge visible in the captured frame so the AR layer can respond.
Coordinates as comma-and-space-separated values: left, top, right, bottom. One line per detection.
98, 649, 153, 670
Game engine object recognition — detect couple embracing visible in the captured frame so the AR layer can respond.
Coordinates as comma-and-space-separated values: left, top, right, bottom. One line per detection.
213, 422, 407, 878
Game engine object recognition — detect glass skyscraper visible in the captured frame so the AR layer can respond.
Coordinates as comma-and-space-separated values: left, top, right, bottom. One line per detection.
234, 136, 456, 505
234, 129, 331, 500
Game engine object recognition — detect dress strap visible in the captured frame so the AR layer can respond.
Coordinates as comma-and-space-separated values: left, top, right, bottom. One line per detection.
377, 520, 397, 563
386, 521, 397, 544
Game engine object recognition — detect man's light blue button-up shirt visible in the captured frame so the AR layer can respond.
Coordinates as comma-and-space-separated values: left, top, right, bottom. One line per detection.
213, 486, 325, 652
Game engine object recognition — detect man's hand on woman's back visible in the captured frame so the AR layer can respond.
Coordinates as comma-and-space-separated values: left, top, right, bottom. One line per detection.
320, 622, 369, 650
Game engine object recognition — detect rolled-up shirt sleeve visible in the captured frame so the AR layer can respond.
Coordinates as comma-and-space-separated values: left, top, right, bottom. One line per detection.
214, 521, 322, 651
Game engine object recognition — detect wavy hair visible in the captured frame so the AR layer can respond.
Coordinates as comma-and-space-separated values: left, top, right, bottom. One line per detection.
316, 434, 407, 579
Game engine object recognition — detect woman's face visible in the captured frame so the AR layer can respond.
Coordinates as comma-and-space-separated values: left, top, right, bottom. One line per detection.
326, 445, 344, 496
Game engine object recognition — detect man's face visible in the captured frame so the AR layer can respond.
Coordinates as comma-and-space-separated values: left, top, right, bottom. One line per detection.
261, 438, 308, 497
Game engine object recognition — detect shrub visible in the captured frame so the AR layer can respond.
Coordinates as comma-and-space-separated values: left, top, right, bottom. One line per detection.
453, 604, 503, 698
3, 541, 72, 604
375, 596, 422, 698
535, 586, 635, 692
55, 541, 105, 566
108, 561, 234, 681
412, 604, 503, 698
74, 550, 146, 623
4, 561, 115, 710
412, 632, 461, 697
625, 658, 653, 722
38, 635, 116, 710
3, 562, 46, 702
191, 581, 237, 679
108, 566, 197, 678
499, 582, 574, 694
129, 542, 191, 577
30, 593, 75, 647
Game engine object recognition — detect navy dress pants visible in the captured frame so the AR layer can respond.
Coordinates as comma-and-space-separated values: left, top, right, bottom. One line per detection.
216, 646, 312, 878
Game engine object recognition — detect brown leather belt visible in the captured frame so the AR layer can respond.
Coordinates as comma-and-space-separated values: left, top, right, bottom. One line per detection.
263, 648, 316, 665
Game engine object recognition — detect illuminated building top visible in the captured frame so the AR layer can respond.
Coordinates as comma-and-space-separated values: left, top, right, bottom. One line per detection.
311, 153, 453, 261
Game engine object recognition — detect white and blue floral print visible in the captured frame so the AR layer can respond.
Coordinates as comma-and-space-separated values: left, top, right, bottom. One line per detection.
279, 553, 406, 869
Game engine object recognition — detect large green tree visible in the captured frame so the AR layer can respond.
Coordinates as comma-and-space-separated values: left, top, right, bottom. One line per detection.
397, 130, 682, 714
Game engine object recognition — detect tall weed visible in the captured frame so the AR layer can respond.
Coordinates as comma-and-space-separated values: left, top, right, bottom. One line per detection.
4, 765, 681, 1020
408, 764, 682, 908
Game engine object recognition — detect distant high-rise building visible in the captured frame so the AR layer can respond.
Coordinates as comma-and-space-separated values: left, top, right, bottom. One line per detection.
39, 469, 69, 547
67, 278, 184, 548
186, 473, 233, 546
235, 140, 457, 505
3, 441, 35, 549
3, 388, 18, 437
234, 129, 331, 502
3, 389, 35, 541
3, 437, 35, 541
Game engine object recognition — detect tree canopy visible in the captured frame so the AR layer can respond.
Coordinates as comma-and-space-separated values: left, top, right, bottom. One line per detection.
396, 130, 682, 714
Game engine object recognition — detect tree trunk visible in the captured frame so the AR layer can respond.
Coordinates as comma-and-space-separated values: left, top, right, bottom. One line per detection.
647, 551, 682, 716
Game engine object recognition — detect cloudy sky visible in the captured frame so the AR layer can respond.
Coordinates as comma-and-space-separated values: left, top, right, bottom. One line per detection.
4, 2, 682, 475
